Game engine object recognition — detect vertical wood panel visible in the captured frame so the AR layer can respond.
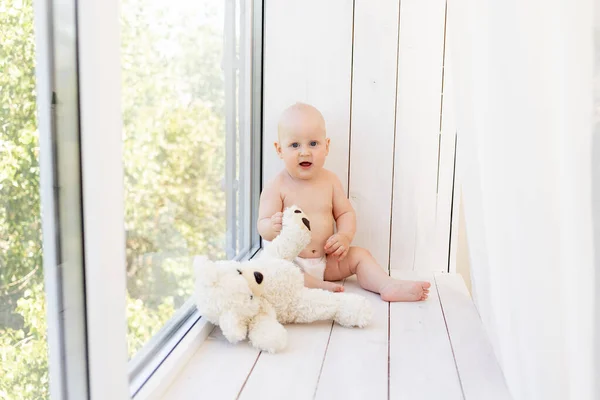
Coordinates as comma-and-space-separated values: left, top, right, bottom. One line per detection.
262, 0, 354, 193
348, 0, 400, 268
446, 40, 461, 275
435, 8, 457, 272
390, 0, 448, 271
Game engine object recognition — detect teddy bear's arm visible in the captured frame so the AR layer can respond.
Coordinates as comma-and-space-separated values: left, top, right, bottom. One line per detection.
219, 311, 248, 343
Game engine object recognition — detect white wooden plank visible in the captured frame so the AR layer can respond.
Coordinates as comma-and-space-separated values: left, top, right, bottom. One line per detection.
434, 15, 458, 272
390, 0, 447, 271
435, 273, 512, 400
348, 0, 400, 269
238, 321, 333, 400
315, 276, 388, 400
389, 271, 463, 400
262, 0, 353, 192
447, 185, 461, 275
161, 327, 260, 400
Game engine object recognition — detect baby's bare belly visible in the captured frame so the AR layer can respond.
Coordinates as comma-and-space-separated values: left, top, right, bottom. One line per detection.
296, 212, 334, 259
280, 173, 336, 259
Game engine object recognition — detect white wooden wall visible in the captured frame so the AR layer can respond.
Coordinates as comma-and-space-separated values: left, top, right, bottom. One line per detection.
263, 0, 455, 272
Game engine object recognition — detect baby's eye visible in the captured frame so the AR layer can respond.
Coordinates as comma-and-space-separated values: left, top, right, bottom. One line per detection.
310, 141, 318, 147
291, 143, 299, 148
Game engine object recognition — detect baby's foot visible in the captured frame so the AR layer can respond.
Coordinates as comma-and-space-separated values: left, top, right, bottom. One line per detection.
321, 281, 344, 293
380, 280, 430, 302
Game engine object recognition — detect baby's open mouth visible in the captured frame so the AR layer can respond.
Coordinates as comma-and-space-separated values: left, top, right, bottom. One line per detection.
299, 162, 312, 167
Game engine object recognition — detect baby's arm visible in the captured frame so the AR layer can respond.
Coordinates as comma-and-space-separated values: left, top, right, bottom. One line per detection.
325, 172, 356, 259
257, 177, 283, 241
331, 173, 356, 240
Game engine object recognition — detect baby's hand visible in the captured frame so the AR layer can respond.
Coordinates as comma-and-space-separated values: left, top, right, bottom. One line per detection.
271, 212, 283, 235
324, 233, 351, 260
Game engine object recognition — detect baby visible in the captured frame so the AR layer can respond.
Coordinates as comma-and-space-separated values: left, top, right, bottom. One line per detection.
257, 102, 430, 302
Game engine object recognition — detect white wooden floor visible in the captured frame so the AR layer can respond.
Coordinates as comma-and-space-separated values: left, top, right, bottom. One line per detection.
161, 272, 512, 400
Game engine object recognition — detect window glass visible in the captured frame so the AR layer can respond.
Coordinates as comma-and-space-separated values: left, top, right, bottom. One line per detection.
121, 0, 247, 358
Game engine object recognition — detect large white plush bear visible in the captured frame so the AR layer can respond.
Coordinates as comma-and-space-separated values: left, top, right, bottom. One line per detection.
194, 205, 372, 353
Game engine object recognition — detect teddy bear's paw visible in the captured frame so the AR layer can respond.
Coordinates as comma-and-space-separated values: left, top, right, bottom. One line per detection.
221, 327, 247, 344
249, 319, 288, 353
219, 313, 248, 344
335, 293, 373, 328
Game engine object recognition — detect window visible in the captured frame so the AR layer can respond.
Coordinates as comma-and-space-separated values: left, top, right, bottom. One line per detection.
8, 0, 263, 397
121, 0, 263, 393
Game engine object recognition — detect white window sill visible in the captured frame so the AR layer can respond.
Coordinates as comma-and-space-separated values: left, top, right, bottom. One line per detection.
133, 313, 214, 400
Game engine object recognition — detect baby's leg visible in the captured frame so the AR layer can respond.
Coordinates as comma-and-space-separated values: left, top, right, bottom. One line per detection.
303, 272, 344, 293
295, 256, 343, 292
324, 247, 430, 302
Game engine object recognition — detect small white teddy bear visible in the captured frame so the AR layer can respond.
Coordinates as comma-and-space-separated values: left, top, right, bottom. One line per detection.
259, 205, 312, 262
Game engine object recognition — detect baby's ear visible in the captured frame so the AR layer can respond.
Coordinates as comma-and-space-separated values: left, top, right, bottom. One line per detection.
273, 141, 283, 158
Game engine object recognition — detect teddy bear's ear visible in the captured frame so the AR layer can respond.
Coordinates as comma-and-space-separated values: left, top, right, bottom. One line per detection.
193, 255, 219, 287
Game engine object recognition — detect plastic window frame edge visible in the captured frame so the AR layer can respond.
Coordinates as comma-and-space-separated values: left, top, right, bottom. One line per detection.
130, 0, 264, 397
78, 0, 131, 397
34, 0, 85, 397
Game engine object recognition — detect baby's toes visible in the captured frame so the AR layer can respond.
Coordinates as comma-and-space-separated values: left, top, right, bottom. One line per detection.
335, 285, 345, 293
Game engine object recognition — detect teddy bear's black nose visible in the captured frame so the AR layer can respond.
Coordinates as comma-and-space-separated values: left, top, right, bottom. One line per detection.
253, 271, 263, 284
302, 217, 310, 231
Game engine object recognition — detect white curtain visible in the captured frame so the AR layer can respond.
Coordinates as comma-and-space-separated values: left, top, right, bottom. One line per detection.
448, 0, 596, 399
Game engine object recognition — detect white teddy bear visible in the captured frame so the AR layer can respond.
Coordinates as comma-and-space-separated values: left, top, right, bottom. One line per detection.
193, 205, 372, 353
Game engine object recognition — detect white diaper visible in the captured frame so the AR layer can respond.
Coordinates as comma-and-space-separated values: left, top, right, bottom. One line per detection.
262, 240, 326, 279
294, 256, 327, 280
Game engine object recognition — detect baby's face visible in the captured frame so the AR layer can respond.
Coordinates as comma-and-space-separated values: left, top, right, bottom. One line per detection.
275, 111, 330, 180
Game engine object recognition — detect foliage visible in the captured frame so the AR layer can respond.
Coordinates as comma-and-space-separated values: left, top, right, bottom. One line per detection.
0, 0, 42, 328
0, 284, 48, 400
0, 0, 47, 397
1, 0, 229, 397
126, 294, 175, 359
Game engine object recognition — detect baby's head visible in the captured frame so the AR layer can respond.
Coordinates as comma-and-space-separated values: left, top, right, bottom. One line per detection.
274, 102, 330, 180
